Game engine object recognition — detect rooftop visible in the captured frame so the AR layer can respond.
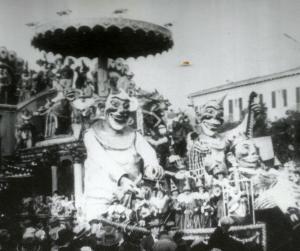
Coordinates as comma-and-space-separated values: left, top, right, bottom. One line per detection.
188, 66, 300, 98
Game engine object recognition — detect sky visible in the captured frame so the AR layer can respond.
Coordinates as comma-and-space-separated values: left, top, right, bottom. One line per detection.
2, 0, 300, 109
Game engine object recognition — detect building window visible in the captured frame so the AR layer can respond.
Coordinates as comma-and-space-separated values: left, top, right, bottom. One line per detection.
282, 89, 287, 107
259, 94, 263, 104
228, 99, 233, 121
271, 91, 276, 108
297, 87, 300, 104
238, 98, 243, 117
234, 99, 238, 106
297, 87, 300, 111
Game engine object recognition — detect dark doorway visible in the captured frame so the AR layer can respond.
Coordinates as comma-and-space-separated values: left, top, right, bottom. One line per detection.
57, 159, 74, 198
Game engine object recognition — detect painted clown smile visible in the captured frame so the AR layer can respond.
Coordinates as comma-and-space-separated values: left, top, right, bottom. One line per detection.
203, 119, 221, 131
109, 112, 129, 124
240, 155, 259, 166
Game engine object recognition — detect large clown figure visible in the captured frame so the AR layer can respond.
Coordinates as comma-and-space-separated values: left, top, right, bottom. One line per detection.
189, 94, 258, 183
189, 96, 227, 178
83, 88, 164, 220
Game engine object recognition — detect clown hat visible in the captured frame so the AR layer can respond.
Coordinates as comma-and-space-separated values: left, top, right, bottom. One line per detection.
212, 164, 227, 177
195, 176, 204, 188
147, 218, 162, 229
170, 179, 178, 193
182, 177, 191, 192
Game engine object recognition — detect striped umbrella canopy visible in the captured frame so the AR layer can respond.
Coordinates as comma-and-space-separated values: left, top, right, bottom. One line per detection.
31, 17, 173, 59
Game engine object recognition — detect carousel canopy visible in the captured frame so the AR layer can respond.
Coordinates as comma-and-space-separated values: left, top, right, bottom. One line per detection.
31, 17, 173, 59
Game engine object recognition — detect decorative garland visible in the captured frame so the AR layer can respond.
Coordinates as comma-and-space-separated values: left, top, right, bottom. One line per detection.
182, 223, 267, 251
99, 217, 150, 234
1, 163, 33, 178
230, 231, 260, 244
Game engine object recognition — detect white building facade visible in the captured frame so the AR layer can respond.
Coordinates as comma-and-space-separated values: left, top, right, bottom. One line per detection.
188, 67, 300, 122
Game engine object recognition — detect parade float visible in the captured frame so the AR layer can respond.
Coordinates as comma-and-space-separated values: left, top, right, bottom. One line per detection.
4, 17, 172, 222
0, 17, 283, 251
0, 47, 37, 219
13, 17, 172, 197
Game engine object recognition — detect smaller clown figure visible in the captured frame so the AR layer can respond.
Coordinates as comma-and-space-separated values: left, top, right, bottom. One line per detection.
146, 123, 171, 168
177, 177, 199, 229
227, 136, 261, 173
170, 179, 179, 200
228, 190, 249, 224
15, 110, 35, 149
209, 183, 224, 226
149, 181, 170, 216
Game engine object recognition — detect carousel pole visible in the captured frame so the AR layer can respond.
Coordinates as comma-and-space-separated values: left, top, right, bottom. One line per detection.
95, 56, 109, 98
73, 161, 83, 207
72, 148, 84, 207
51, 165, 58, 193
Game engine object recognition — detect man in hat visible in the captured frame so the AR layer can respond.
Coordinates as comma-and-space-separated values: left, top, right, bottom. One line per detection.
59, 57, 75, 89
19, 227, 39, 251
207, 216, 246, 251
153, 230, 177, 251
55, 228, 73, 251
141, 219, 161, 251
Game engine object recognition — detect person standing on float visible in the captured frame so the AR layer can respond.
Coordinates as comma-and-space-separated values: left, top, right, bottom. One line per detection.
83, 89, 164, 220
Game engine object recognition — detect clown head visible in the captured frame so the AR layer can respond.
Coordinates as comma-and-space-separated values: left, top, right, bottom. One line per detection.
107, 58, 126, 90
158, 124, 167, 136
55, 56, 63, 68
198, 95, 225, 136
228, 136, 260, 168
105, 89, 132, 131
0, 67, 10, 86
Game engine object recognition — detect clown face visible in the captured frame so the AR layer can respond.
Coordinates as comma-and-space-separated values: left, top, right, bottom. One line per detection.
108, 70, 122, 89
0, 68, 9, 85
234, 139, 260, 168
105, 92, 131, 131
158, 124, 167, 136
199, 102, 224, 136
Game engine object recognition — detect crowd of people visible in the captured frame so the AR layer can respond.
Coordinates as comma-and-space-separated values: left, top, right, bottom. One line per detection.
16, 56, 95, 104
0, 213, 257, 251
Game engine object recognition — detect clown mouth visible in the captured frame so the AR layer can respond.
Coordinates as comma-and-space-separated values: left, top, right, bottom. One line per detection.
239, 156, 259, 167
109, 113, 129, 124
203, 119, 221, 131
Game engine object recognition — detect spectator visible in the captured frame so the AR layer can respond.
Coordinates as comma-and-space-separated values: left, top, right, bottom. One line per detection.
60, 57, 75, 89
207, 216, 246, 251
0, 229, 12, 251
55, 228, 73, 251
152, 230, 177, 251
173, 231, 189, 251
141, 219, 161, 251
75, 60, 90, 90
35, 60, 48, 93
